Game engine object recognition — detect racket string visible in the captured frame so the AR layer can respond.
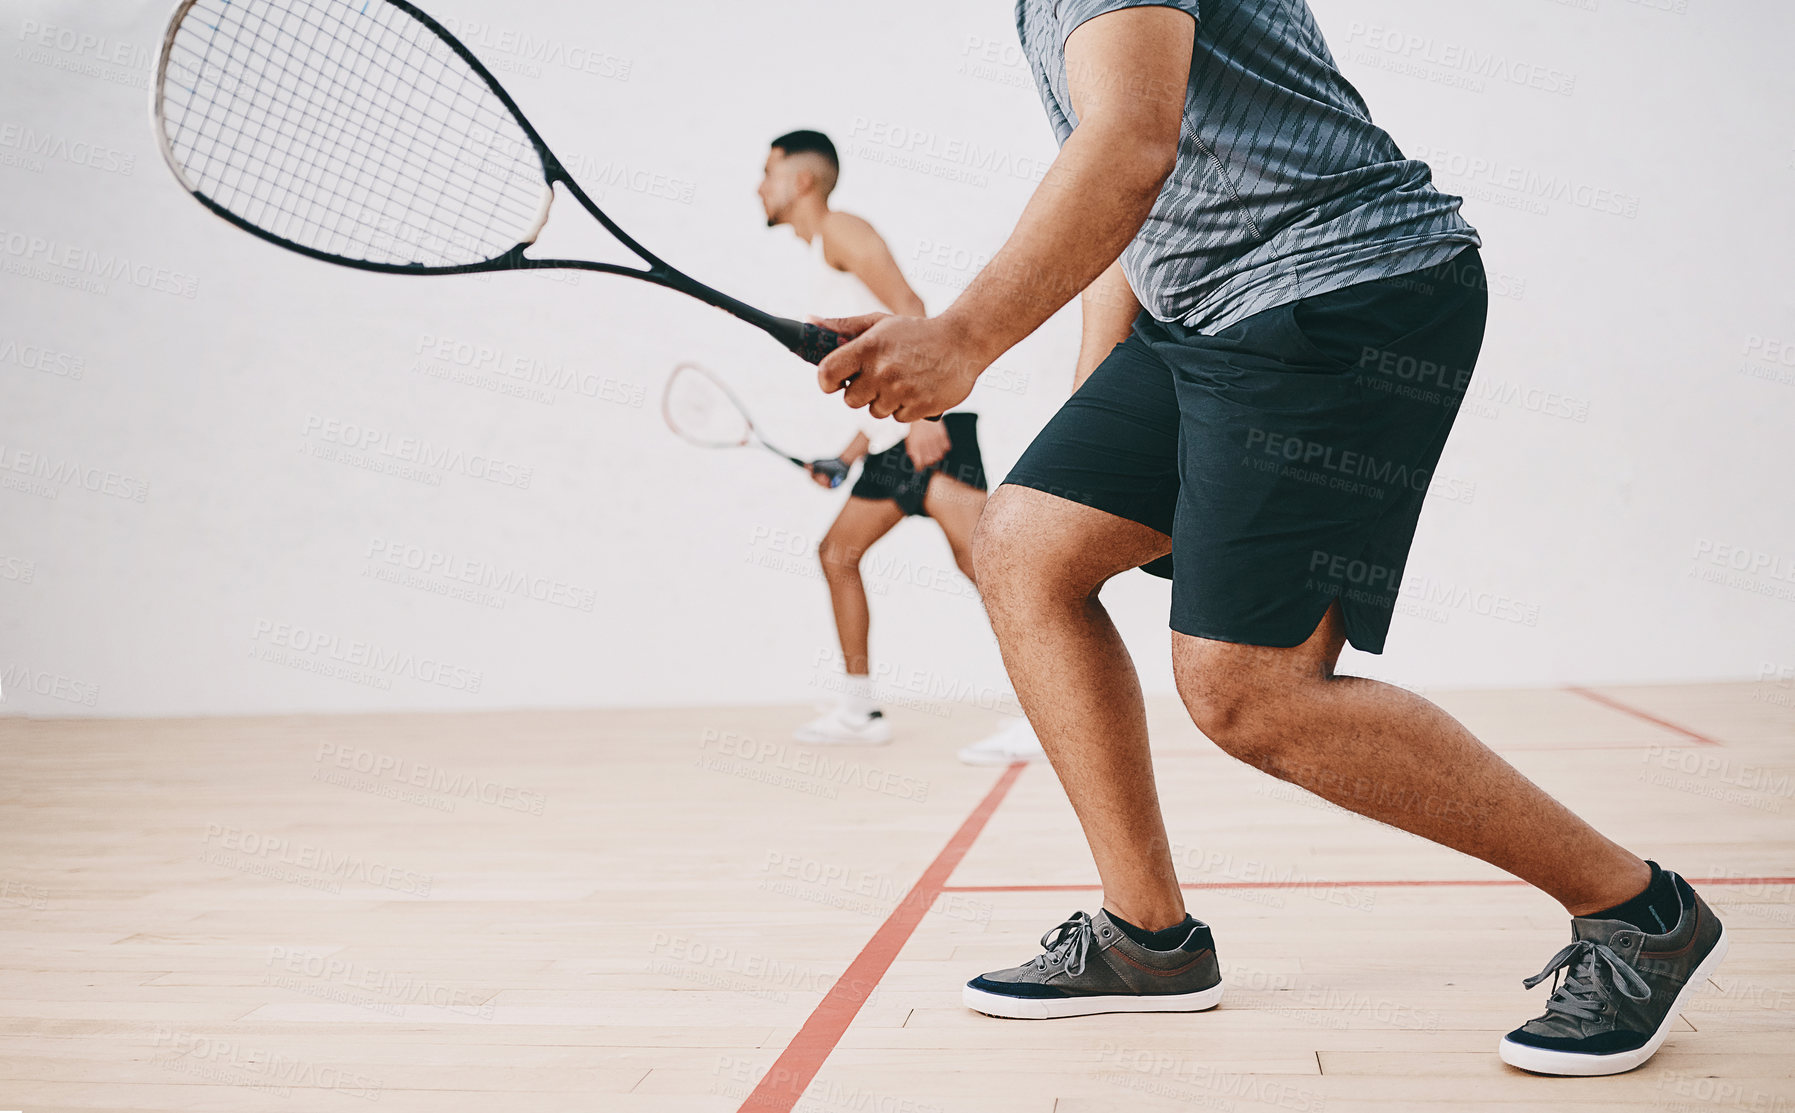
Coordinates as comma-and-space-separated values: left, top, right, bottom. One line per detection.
162, 0, 549, 268
664, 366, 757, 449
244, 3, 361, 245
265, 2, 525, 258
303, 8, 472, 255
171, 4, 451, 258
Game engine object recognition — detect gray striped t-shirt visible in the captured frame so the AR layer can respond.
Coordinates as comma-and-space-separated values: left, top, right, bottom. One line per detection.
1016, 0, 1480, 333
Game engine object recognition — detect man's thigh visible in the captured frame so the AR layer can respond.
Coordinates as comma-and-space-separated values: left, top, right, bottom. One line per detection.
999, 326, 1182, 563
821, 496, 905, 565
922, 473, 987, 551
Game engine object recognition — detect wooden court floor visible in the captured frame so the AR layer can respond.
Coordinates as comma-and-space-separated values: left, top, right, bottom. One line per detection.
2, 680, 1792, 1112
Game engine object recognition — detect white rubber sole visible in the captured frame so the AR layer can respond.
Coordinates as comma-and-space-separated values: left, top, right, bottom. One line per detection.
1498, 926, 1730, 1076
963, 980, 1224, 1020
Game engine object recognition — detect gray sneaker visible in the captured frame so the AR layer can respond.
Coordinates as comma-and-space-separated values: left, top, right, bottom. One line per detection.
1500, 868, 1728, 1076
963, 909, 1223, 1019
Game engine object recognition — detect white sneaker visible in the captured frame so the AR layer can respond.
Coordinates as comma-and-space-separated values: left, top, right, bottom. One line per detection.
794, 708, 892, 746
957, 717, 1046, 765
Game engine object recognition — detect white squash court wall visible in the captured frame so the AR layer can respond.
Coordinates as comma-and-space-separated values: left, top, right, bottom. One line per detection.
2, 0, 1791, 717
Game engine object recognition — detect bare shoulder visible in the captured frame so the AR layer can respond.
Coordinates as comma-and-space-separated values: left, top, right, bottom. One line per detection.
820, 211, 886, 268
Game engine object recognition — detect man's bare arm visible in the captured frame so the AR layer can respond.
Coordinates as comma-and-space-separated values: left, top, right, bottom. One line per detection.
816, 6, 1192, 419
1075, 258, 1142, 392
823, 213, 927, 317
945, 7, 1187, 362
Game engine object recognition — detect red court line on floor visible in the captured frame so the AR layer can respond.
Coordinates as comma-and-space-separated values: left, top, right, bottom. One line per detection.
737, 762, 1028, 1113
1567, 685, 1722, 746
942, 876, 1795, 893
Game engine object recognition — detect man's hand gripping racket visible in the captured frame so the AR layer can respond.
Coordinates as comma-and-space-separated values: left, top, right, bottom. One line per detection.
812, 313, 986, 422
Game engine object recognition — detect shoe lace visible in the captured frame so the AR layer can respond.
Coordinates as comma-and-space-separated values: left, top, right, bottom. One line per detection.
1029, 911, 1096, 978
1523, 938, 1653, 1022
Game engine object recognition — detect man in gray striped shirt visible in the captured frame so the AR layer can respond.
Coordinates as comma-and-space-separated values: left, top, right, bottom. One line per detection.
1020, 0, 1480, 332
815, 0, 1723, 1074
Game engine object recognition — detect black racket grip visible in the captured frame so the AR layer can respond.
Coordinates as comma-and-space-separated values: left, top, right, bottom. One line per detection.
791, 322, 845, 365
809, 457, 850, 488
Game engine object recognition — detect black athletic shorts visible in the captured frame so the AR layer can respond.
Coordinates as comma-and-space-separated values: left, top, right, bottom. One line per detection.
1004, 248, 1489, 654
851, 412, 987, 517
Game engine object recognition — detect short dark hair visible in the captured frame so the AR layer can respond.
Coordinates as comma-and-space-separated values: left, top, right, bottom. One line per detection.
770, 129, 838, 171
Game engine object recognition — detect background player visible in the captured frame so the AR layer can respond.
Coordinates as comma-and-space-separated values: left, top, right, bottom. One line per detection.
758, 131, 1040, 762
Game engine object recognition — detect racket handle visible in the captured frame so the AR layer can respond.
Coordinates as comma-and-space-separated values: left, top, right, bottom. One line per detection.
770, 320, 844, 365
808, 457, 850, 489
797, 322, 846, 364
